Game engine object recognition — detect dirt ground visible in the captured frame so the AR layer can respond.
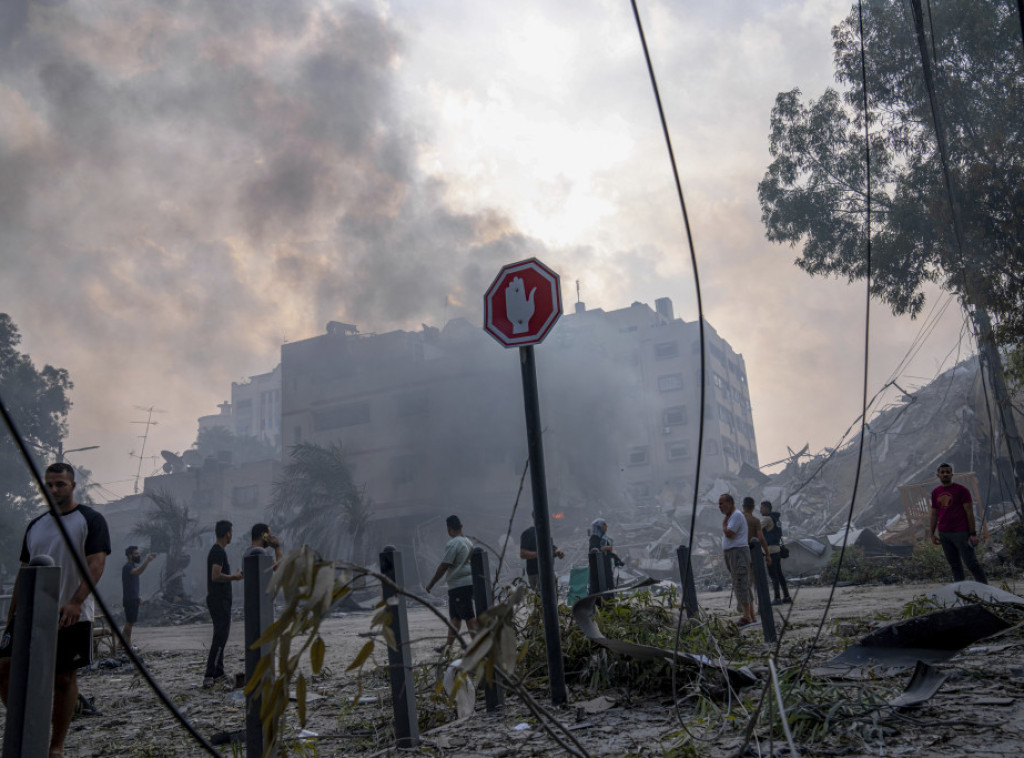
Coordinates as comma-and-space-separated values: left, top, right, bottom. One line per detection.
8, 578, 1024, 757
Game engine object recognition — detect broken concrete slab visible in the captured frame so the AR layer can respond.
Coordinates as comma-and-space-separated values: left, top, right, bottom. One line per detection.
927, 581, 1024, 608
887, 661, 948, 708
815, 603, 1012, 679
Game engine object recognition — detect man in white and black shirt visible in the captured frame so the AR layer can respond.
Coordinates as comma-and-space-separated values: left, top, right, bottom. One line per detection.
0, 462, 111, 757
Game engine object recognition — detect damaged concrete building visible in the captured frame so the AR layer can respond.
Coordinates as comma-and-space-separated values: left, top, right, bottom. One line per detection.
276, 297, 757, 581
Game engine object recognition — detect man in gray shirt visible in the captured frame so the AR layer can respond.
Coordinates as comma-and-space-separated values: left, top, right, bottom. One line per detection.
425, 515, 476, 651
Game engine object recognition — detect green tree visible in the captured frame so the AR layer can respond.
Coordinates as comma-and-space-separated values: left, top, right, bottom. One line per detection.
130, 491, 203, 602
272, 442, 371, 562
758, 0, 1023, 333
0, 313, 74, 577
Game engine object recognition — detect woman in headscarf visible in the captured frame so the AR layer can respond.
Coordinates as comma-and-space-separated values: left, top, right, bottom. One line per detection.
589, 518, 624, 566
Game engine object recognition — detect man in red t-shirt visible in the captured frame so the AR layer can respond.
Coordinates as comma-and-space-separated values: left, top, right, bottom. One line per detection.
929, 463, 987, 584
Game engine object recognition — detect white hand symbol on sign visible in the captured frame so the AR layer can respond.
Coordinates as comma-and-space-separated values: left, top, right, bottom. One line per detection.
505, 276, 536, 334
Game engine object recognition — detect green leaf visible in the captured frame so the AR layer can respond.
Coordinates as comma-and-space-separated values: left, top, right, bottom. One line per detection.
243, 655, 272, 695
346, 640, 375, 672
310, 636, 326, 674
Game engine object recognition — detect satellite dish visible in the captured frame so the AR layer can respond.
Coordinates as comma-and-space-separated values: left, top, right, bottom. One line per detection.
181, 450, 202, 467
160, 450, 187, 474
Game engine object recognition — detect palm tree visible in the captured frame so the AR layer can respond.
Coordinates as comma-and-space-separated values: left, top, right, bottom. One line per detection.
131, 491, 204, 602
272, 442, 371, 562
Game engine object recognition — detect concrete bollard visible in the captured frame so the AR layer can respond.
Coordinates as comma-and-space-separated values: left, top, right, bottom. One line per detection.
379, 546, 419, 748
675, 545, 700, 618
3, 556, 60, 758
243, 550, 274, 758
749, 543, 777, 643
470, 547, 504, 712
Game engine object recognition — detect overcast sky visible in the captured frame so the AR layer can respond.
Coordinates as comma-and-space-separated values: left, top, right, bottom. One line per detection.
1, 0, 970, 500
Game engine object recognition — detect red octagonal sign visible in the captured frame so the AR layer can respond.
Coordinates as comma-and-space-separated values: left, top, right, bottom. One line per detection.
483, 258, 563, 347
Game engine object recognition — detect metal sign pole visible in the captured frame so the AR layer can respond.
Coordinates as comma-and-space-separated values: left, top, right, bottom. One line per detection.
519, 345, 567, 705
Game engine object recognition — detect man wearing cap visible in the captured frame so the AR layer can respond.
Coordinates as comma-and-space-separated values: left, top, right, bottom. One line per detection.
425, 515, 476, 651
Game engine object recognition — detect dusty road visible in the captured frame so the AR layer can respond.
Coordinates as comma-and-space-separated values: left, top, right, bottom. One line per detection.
8, 578, 1024, 756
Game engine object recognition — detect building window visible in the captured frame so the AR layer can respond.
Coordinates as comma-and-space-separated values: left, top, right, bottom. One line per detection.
663, 406, 688, 426
313, 402, 371, 431
628, 447, 650, 466
658, 374, 684, 392
654, 341, 679, 360
231, 485, 259, 508
666, 442, 689, 461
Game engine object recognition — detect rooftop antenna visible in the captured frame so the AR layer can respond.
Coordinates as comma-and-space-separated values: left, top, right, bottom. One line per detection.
129, 405, 166, 494
576, 280, 581, 304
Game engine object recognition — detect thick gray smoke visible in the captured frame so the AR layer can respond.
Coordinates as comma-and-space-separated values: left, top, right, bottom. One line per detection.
0, 0, 557, 478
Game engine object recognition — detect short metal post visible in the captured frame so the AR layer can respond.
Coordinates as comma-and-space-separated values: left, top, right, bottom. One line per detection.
749, 543, 777, 643
244, 551, 274, 758
3, 556, 60, 758
470, 548, 504, 711
675, 545, 700, 618
379, 546, 419, 748
601, 551, 614, 590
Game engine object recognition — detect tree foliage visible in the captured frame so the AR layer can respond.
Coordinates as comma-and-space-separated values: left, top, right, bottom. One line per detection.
0, 313, 74, 577
131, 491, 204, 601
758, 0, 1024, 339
272, 442, 372, 562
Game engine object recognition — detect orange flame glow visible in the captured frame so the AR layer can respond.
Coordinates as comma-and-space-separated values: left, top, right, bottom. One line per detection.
553, 512, 564, 519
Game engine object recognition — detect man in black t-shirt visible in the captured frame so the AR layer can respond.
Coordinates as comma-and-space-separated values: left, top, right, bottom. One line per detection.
519, 513, 565, 589
204, 520, 241, 687
120, 545, 155, 651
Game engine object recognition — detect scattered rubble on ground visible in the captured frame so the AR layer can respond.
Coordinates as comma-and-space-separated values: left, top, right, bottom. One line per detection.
22, 578, 1024, 757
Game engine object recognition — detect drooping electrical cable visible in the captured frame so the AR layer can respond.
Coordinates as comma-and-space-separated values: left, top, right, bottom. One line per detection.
628, 0, 717, 733
0, 397, 224, 758
796, 0, 875, 677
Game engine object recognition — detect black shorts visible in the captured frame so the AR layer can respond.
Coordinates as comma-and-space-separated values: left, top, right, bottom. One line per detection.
0, 619, 94, 673
124, 599, 140, 624
447, 585, 476, 621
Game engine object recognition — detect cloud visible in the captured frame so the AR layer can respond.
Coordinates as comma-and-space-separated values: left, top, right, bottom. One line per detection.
0, 1, 564, 489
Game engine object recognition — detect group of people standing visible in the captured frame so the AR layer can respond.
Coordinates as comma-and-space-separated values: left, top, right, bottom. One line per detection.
719, 494, 791, 627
